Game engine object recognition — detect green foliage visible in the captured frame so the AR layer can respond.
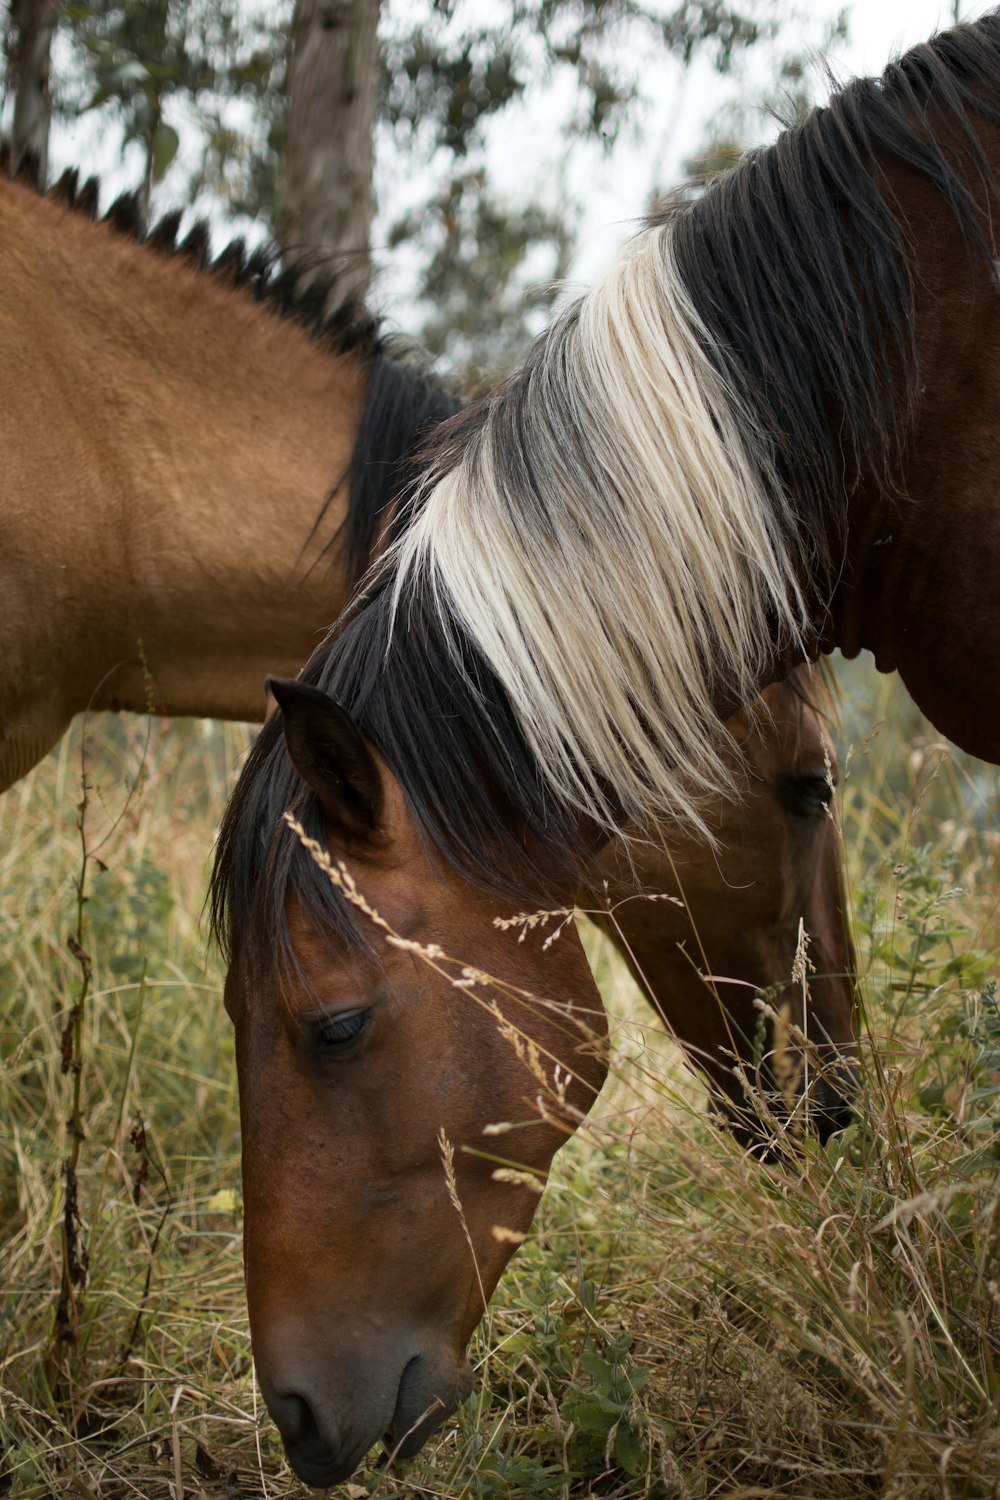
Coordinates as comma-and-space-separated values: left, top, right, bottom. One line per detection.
391, 167, 576, 385
384, 25, 527, 159
57, 0, 289, 215
89, 852, 175, 985
382, 0, 767, 159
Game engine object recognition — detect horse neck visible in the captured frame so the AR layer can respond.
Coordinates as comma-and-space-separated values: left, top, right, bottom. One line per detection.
0, 179, 366, 736
827, 124, 1000, 763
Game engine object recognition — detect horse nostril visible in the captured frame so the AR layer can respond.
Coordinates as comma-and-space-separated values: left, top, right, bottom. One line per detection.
264, 1382, 364, 1487
268, 1386, 319, 1449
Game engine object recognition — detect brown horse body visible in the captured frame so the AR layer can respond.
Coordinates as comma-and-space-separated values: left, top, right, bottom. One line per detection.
0, 170, 366, 789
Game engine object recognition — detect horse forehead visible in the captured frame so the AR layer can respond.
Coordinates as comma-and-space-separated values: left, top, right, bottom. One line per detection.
734, 679, 833, 774
360, 771, 507, 933
283, 824, 487, 972
379, 767, 430, 858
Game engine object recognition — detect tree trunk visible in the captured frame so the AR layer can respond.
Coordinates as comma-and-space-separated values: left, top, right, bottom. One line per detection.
280, 0, 380, 310
5, 0, 56, 182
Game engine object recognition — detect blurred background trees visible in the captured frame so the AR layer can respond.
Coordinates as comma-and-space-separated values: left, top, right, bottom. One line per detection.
1, 0, 848, 381
4, 0, 55, 177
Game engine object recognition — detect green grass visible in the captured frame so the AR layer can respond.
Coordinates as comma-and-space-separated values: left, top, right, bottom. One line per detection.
2, 657, 1000, 1498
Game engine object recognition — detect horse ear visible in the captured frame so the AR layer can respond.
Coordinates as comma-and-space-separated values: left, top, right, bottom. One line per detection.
266, 677, 382, 841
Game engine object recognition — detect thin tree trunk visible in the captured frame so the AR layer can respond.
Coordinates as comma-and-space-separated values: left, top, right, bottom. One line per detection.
5, 0, 56, 182
280, 0, 380, 309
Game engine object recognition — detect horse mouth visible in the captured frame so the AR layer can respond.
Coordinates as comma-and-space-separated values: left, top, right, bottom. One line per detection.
383, 1354, 473, 1460
285, 1434, 375, 1491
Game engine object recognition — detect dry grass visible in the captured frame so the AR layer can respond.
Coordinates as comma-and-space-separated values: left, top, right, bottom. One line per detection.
2, 656, 1000, 1498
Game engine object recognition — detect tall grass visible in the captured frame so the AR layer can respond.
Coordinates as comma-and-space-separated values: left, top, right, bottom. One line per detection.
2, 655, 1000, 1498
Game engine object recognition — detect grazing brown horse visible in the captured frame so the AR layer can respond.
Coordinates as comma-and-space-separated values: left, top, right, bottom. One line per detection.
213, 9, 1000, 1484
214, 666, 853, 1487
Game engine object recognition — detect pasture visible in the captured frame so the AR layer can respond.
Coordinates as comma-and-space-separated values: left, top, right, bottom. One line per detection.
1, 653, 999, 1499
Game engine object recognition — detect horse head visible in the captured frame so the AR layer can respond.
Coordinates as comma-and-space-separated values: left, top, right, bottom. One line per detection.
591, 672, 857, 1147
224, 678, 608, 1487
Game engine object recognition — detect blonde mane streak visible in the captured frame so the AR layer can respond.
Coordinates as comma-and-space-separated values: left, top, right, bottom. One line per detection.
391, 220, 806, 839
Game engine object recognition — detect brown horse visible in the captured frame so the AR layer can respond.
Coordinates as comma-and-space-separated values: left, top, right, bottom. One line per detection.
212, 662, 854, 1486
213, 10, 1000, 1484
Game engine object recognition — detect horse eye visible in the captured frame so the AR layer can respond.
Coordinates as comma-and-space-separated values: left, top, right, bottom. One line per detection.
310, 1008, 370, 1054
778, 773, 835, 816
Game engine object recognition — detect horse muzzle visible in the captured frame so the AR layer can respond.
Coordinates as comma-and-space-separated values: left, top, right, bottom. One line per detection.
259, 1341, 473, 1488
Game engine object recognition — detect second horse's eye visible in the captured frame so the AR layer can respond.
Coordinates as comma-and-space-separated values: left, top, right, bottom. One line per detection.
778, 773, 835, 817
312, 1008, 370, 1054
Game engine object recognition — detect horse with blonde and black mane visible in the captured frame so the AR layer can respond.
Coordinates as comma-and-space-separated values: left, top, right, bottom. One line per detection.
213, 10, 1000, 1486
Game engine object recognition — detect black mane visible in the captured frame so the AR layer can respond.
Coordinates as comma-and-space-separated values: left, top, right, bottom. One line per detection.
210, 550, 582, 973
211, 13, 1000, 975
